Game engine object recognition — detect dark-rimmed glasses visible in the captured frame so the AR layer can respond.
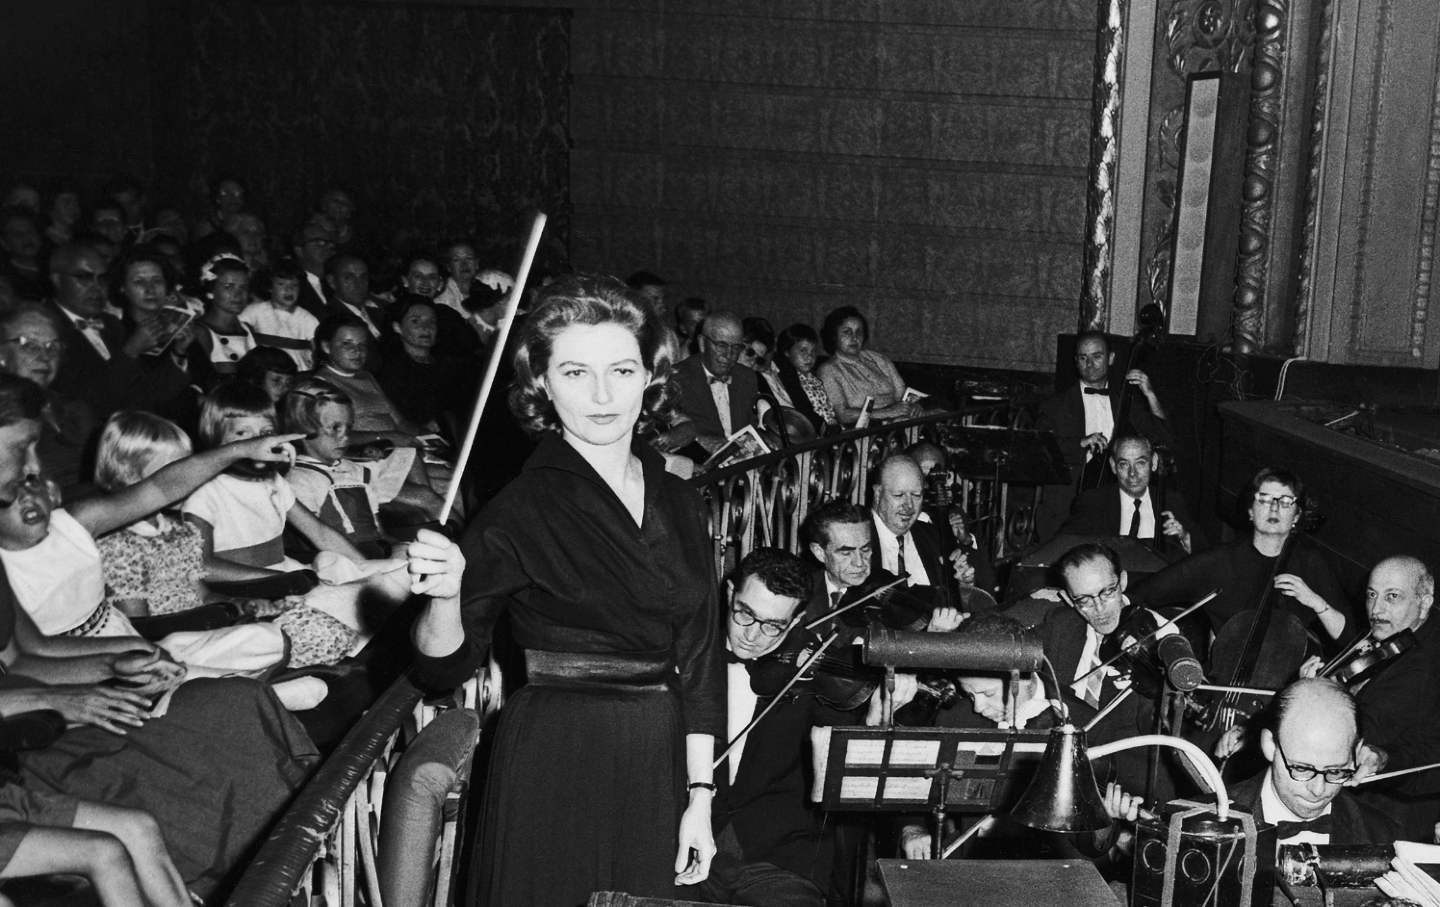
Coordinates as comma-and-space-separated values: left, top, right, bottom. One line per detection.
730, 601, 791, 638
1275, 738, 1357, 784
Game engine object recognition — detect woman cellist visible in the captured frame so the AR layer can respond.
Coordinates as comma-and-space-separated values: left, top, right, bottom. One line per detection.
1128, 467, 1351, 643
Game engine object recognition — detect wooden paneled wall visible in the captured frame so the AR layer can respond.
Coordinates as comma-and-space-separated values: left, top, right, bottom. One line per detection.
568, 1, 1100, 373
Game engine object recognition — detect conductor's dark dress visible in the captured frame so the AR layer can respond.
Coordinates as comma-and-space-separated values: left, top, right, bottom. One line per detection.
412, 433, 725, 907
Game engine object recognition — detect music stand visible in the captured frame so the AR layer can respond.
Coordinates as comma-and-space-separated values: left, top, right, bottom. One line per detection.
816, 724, 1051, 860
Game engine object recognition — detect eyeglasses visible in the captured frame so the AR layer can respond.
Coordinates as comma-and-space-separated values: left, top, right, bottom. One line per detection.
704, 335, 746, 356
2, 336, 64, 358
303, 237, 335, 249
1275, 738, 1357, 784
63, 270, 103, 284
1255, 492, 1299, 510
1068, 581, 1121, 612
730, 601, 791, 638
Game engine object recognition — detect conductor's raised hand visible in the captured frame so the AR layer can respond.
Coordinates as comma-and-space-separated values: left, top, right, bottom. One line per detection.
406, 527, 465, 599
674, 797, 716, 885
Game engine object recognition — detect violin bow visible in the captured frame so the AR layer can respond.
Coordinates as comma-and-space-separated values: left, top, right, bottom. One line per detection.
437, 211, 547, 526
801, 577, 909, 632
1071, 589, 1219, 686
712, 576, 910, 772
712, 632, 841, 771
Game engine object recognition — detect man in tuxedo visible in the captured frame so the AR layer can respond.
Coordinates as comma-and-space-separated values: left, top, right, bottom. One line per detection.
665, 311, 760, 457
686, 547, 827, 907
1228, 678, 1398, 846
1045, 542, 1179, 795
870, 454, 966, 629
44, 243, 185, 420
1058, 434, 1204, 555
1034, 332, 1172, 538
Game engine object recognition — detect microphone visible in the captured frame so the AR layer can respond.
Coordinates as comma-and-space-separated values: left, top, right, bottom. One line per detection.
863, 625, 1044, 673
1156, 633, 1204, 691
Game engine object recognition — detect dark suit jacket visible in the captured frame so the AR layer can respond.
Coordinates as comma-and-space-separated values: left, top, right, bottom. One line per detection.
1035, 383, 1173, 471
1353, 614, 1440, 837
1039, 604, 1157, 793
670, 354, 759, 442
1228, 774, 1399, 845
296, 274, 328, 320
48, 305, 191, 421
1059, 484, 1207, 554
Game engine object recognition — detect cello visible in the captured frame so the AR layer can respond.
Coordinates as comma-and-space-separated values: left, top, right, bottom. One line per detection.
1185, 536, 1309, 769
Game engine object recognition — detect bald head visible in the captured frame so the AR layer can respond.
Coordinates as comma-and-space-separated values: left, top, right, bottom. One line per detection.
874, 455, 924, 536
1264, 678, 1359, 819
699, 310, 744, 377
1367, 555, 1435, 640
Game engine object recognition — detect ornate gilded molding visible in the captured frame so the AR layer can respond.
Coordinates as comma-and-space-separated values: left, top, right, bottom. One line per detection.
1164, 0, 1257, 77
1411, 57, 1440, 360
1081, 0, 1125, 332
1230, 0, 1285, 354
1292, 0, 1335, 356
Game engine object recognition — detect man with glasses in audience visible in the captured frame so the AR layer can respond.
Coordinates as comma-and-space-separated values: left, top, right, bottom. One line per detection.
664, 310, 760, 458
291, 221, 336, 318
1228, 678, 1397, 846
0, 305, 94, 499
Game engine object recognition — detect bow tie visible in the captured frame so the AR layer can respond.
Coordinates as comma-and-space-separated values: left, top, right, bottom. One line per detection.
75, 318, 105, 332
1274, 814, 1332, 839
724, 649, 746, 665
709, 374, 732, 386
1082, 386, 1109, 396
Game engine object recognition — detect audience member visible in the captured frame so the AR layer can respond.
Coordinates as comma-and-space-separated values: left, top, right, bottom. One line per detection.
0, 305, 95, 499
41, 186, 81, 247
674, 296, 707, 353
324, 253, 387, 343
236, 346, 299, 405
775, 322, 837, 433
189, 253, 258, 383
377, 294, 475, 439
241, 257, 319, 369
817, 306, 918, 425
291, 220, 336, 318
665, 310, 760, 456
0, 208, 45, 301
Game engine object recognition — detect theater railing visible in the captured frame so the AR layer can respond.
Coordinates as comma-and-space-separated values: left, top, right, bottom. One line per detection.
693, 405, 1009, 578
224, 406, 1009, 907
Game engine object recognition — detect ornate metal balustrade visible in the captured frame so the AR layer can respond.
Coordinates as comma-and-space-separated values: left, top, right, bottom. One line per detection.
693, 406, 1010, 579
222, 406, 1014, 907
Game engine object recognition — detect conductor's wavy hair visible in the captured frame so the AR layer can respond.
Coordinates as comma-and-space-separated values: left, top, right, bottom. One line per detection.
508, 274, 677, 437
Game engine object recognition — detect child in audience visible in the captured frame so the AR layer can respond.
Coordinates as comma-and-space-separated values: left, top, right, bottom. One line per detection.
0, 413, 303, 681
183, 382, 411, 656
93, 410, 358, 672
0, 786, 189, 907
281, 377, 442, 557
236, 345, 299, 405
241, 258, 319, 370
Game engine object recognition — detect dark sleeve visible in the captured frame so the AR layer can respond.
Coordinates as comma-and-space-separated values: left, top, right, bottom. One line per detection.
409, 517, 530, 694
671, 496, 726, 739
1128, 550, 1217, 609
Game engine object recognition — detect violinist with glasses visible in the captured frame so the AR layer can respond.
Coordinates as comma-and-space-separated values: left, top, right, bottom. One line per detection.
682, 547, 826, 907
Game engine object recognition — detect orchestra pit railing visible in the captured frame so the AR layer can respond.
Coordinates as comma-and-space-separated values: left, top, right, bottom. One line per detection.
224, 406, 1009, 907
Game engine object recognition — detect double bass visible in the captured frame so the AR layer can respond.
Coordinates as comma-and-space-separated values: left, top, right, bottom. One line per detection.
1076, 306, 1171, 492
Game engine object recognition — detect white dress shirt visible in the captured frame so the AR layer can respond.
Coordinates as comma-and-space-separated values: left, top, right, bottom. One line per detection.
705, 365, 734, 437
725, 653, 759, 784
872, 514, 929, 587
1080, 385, 1115, 458
58, 307, 111, 360
1261, 770, 1332, 845
1119, 489, 1157, 539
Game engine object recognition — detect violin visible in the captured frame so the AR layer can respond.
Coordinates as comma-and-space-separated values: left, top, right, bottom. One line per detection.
748, 570, 953, 711
1319, 629, 1415, 687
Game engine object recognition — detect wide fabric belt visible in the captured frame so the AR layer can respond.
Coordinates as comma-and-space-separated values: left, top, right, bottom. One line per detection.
523, 649, 673, 688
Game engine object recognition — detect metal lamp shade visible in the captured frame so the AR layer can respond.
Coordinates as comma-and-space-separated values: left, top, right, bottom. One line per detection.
1011, 724, 1112, 833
